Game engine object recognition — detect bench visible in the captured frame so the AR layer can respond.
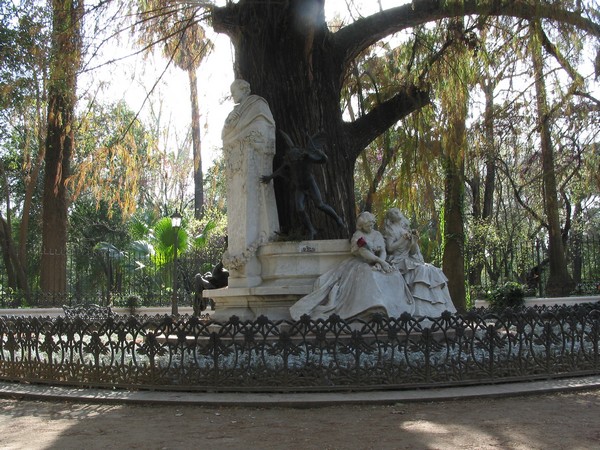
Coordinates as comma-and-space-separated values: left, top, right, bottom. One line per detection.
62, 304, 114, 321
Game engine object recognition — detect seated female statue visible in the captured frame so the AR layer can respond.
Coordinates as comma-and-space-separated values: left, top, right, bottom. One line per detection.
290, 211, 414, 321
383, 208, 456, 317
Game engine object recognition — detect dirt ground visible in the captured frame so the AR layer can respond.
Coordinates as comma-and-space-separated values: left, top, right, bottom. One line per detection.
0, 390, 598, 450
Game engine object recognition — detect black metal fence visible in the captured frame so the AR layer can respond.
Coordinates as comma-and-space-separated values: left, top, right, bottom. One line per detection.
1, 233, 599, 308
0, 303, 598, 392
468, 233, 600, 298
0, 237, 227, 308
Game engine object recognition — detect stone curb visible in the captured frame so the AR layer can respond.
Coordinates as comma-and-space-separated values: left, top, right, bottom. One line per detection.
1, 376, 599, 407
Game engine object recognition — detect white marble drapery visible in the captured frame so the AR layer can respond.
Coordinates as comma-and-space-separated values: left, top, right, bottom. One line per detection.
383, 208, 456, 316
290, 213, 415, 320
221, 80, 279, 287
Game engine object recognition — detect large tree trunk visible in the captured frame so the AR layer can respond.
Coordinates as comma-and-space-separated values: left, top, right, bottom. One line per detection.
530, 20, 573, 297
212, 1, 429, 237
40, 0, 83, 301
225, 3, 354, 237
189, 68, 204, 219
442, 108, 467, 312
441, 19, 468, 312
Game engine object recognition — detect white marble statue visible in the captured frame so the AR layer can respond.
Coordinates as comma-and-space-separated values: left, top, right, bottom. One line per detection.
383, 208, 456, 316
221, 79, 279, 287
290, 212, 414, 321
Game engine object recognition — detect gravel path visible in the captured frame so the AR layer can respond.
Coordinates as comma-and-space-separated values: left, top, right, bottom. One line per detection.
0, 390, 599, 449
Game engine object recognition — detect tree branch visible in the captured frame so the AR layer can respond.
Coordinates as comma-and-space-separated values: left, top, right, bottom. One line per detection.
344, 85, 429, 159
496, 156, 548, 229
332, 0, 600, 72
211, 3, 241, 40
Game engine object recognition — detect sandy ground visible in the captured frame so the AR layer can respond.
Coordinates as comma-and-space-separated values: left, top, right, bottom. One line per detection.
0, 390, 598, 450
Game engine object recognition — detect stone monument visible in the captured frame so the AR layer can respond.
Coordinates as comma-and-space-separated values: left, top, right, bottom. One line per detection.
208, 83, 454, 322
208, 80, 351, 321
220, 79, 280, 288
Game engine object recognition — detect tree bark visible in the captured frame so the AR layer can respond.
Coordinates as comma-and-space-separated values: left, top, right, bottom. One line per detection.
481, 82, 497, 221
443, 155, 467, 312
0, 215, 29, 303
40, 0, 84, 300
440, 18, 469, 312
529, 19, 574, 296
189, 68, 204, 219
441, 94, 467, 312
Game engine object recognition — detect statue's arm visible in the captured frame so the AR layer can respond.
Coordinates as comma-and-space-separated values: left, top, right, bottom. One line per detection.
384, 235, 400, 253
352, 232, 393, 272
261, 164, 287, 183
407, 232, 420, 255
383, 225, 403, 254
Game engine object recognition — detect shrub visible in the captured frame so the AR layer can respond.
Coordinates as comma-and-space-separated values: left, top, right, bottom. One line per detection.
112, 294, 142, 314
487, 282, 525, 310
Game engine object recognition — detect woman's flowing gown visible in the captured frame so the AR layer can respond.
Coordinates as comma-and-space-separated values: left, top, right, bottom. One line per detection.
383, 221, 456, 317
290, 230, 415, 321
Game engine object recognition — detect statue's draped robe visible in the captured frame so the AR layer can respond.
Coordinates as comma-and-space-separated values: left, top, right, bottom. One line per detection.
289, 230, 415, 320
383, 221, 456, 316
221, 95, 279, 287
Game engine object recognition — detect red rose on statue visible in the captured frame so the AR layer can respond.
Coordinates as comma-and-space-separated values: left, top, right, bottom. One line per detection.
357, 236, 370, 250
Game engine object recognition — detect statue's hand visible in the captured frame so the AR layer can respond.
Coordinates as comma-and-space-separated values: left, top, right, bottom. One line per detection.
374, 260, 394, 273
224, 110, 240, 126
381, 261, 394, 273
260, 175, 272, 184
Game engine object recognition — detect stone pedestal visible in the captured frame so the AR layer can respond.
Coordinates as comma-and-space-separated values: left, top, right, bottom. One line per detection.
206, 239, 351, 321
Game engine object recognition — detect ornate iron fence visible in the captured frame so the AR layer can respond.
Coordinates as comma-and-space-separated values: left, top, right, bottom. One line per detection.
0, 303, 598, 392
0, 238, 227, 308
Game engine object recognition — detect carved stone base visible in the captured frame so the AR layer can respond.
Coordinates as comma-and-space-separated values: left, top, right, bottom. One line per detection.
207, 239, 351, 321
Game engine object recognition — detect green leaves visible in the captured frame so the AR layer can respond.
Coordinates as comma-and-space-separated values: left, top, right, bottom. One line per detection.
153, 217, 188, 259
192, 219, 216, 250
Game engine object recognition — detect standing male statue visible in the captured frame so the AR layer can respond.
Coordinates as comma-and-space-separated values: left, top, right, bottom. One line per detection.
221, 79, 279, 288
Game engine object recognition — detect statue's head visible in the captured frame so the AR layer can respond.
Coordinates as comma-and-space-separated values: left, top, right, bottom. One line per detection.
356, 211, 376, 232
230, 79, 251, 103
386, 208, 409, 227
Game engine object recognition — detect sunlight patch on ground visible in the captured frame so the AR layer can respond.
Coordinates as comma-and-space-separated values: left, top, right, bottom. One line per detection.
400, 420, 455, 434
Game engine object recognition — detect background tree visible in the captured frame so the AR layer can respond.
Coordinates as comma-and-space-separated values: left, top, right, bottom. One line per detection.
68, 100, 157, 219
0, 0, 50, 301
135, 1, 213, 219
527, 17, 584, 296
141, 92, 195, 215
436, 19, 478, 312
40, 0, 84, 300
